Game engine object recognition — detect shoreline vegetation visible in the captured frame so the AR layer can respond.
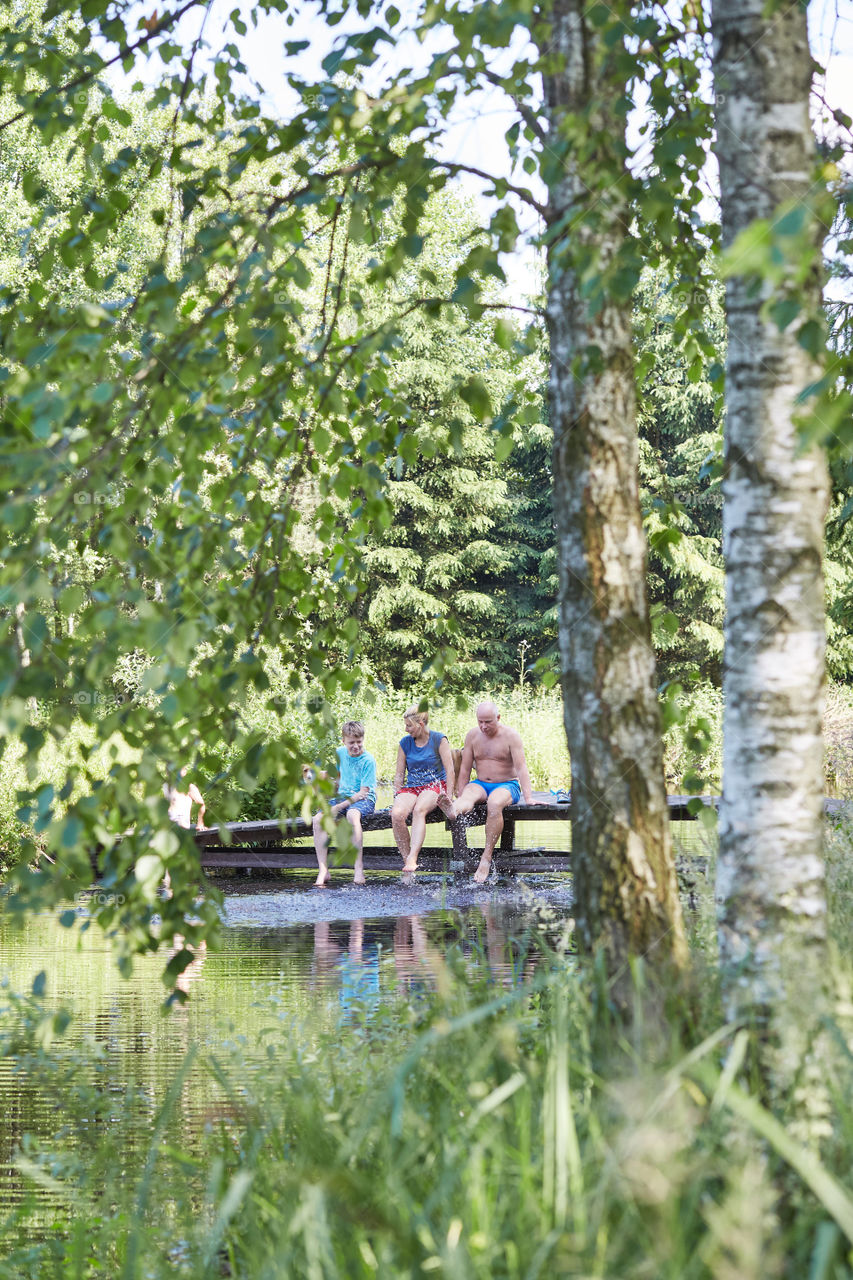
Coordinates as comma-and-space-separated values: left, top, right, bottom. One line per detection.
3, 846, 853, 1276
4, 679, 853, 866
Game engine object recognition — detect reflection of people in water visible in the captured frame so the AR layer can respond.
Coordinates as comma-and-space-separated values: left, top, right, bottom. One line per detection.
476, 904, 537, 988
308, 908, 541, 1006
170, 937, 207, 996
311, 920, 380, 1016
392, 915, 447, 994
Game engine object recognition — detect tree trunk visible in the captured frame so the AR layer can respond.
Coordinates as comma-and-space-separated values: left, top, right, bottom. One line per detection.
537, 0, 687, 984
713, 0, 831, 1088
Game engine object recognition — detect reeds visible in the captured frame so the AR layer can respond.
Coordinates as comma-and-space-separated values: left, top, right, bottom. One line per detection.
7, 910, 853, 1279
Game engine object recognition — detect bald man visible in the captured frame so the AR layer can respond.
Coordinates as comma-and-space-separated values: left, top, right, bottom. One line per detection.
454, 701, 543, 883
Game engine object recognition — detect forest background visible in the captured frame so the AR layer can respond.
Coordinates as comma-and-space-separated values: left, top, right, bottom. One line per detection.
3, 10, 853, 859
4, 0, 853, 1275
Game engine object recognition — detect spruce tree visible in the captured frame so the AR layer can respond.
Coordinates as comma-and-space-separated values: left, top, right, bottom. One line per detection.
360, 308, 513, 689
635, 270, 725, 684
356, 192, 533, 690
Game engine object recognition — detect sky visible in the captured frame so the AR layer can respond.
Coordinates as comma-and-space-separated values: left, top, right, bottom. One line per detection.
118, 0, 853, 304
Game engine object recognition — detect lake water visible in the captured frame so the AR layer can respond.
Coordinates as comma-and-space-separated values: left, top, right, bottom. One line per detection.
0, 817, 710, 1236
0, 872, 578, 1224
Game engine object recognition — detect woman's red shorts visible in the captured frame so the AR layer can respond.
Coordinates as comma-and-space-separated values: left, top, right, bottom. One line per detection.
395, 780, 447, 799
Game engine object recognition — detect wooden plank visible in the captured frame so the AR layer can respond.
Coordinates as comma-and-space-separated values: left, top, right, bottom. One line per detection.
199, 850, 718, 875
199, 849, 572, 873
194, 793, 736, 851
202, 851, 425, 871
193, 794, 853, 858
196, 805, 449, 849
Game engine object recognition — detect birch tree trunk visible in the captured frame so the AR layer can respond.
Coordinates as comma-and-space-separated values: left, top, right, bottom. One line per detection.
713, 0, 831, 1089
537, 0, 687, 983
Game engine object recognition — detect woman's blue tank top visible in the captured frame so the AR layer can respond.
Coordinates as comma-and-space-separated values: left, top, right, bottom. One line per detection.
400, 730, 447, 785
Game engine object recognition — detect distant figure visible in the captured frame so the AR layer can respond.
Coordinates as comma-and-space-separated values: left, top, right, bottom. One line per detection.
166, 769, 207, 830
391, 706, 456, 877
454, 701, 543, 884
306, 720, 377, 888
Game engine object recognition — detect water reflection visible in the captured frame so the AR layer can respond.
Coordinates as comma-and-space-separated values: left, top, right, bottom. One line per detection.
478, 902, 539, 987
311, 919, 382, 1017
168, 937, 207, 997
392, 914, 446, 994
0, 892, 571, 1216
306, 903, 548, 1004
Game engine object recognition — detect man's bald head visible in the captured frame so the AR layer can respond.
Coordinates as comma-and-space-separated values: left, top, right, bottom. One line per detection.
476, 701, 501, 737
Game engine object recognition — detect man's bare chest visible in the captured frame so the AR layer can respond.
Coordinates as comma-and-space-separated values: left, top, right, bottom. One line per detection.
474, 734, 513, 765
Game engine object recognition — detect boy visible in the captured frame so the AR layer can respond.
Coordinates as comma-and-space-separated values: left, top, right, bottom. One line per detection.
305, 720, 377, 887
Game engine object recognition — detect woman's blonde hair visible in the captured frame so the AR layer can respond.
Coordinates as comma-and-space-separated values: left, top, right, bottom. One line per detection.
403, 706, 428, 724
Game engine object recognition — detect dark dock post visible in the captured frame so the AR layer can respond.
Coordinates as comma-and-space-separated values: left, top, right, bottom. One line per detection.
499, 817, 515, 853
449, 815, 469, 859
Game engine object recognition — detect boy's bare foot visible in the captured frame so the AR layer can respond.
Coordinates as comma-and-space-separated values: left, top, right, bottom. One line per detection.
313, 872, 330, 888
353, 872, 366, 886
472, 858, 492, 885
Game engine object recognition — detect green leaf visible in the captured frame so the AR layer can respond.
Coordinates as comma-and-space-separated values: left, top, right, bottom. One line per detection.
495, 433, 515, 462
458, 377, 493, 421
768, 298, 800, 330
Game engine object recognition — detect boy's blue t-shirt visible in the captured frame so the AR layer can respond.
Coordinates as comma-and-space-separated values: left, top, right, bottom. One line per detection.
336, 746, 377, 801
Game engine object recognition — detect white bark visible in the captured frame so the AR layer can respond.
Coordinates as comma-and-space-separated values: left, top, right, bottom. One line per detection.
539, 0, 686, 981
713, 0, 831, 1085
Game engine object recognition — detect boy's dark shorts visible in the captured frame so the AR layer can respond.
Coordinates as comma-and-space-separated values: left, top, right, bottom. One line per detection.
342, 797, 375, 819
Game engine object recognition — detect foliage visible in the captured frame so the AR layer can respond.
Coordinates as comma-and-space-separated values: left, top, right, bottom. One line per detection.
635, 269, 726, 684
0, 0, 538, 976
351, 192, 539, 689
5, 894, 853, 1277
1, 0, 850, 988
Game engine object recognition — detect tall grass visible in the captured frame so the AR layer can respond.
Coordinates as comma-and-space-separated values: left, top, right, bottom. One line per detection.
5, 885, 853, 1279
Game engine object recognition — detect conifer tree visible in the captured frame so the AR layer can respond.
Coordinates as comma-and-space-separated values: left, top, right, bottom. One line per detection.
635, 270, 725, 683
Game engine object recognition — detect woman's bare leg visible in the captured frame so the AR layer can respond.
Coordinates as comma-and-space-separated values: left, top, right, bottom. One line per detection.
404, 792, 439, 873
391, 792, 417, 862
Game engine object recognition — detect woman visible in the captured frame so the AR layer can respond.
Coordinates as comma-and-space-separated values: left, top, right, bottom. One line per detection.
391, 707, 456, 876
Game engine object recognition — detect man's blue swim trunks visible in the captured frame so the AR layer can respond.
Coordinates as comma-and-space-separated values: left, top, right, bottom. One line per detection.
474, 778, 522, 805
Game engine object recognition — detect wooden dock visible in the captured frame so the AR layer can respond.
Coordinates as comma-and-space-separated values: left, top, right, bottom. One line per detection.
193, 793, 723, 874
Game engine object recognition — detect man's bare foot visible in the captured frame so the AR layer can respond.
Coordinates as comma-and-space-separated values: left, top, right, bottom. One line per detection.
402, 856, 419, 874
472, 858, 492, 885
